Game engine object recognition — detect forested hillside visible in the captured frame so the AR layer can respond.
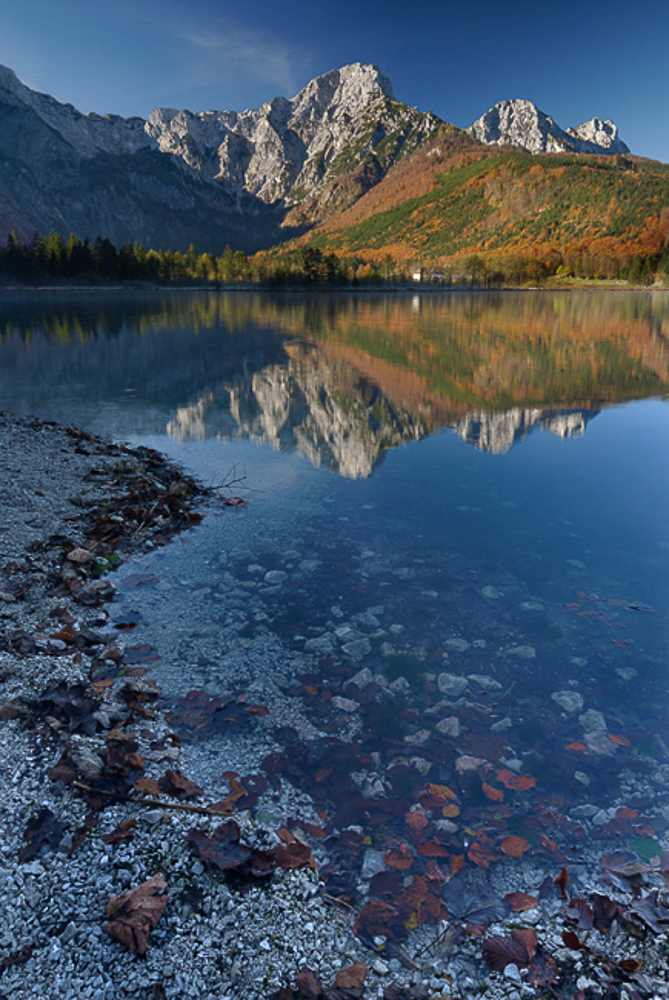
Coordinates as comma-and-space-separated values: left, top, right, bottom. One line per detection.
283, 132, 669, 284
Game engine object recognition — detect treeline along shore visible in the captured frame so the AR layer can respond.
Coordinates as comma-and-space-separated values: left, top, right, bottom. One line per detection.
1, 230, 667, 289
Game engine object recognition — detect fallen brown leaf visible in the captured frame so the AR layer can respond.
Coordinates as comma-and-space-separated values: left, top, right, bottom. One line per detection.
335, 962, 367, 989
106, 873, 168, 956
296, 967, 323, 999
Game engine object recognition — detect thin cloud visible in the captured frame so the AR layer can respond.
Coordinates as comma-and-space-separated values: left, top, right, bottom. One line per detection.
116, 1, 302, 101
180, 27, 299, 98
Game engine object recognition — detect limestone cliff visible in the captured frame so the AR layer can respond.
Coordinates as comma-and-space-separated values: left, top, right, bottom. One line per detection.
468, 98, 629, 156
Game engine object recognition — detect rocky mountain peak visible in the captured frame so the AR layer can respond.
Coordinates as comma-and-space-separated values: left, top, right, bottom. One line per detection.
144, 61, 423, 207
0, 63, 22, 94
468, 98, 629, 156
291, 63, 394, 119
566, 116, 629, 153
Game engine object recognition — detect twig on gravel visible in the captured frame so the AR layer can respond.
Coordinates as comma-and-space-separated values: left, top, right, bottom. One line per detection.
73, 781, 233, 817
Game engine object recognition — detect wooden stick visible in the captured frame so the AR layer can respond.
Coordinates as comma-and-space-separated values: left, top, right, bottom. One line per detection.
72, 781, 233, 817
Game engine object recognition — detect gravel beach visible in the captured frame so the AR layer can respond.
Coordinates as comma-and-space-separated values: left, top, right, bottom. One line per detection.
1, 411, 668, 1000
0, 413, 386, 1000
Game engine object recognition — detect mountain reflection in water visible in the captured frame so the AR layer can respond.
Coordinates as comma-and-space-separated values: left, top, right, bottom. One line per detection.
0, 289, 667, 476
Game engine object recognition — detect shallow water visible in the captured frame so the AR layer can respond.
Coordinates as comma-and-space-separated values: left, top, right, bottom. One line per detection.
2, 288, 668, 905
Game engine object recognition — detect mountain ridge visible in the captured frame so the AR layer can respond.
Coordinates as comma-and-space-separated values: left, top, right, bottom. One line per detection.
0, 62, 639, 253
0, 62, 441, 248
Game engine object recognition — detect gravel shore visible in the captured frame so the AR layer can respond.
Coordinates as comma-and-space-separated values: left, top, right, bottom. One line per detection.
1, 412, 667, 1000
0, 414, 383, 1000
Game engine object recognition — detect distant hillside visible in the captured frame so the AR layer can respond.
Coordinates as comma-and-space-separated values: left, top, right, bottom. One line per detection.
287, 136, 669, 282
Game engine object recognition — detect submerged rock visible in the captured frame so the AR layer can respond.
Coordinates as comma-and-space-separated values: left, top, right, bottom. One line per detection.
437, 672, 468, 697
551, 690, 583, 713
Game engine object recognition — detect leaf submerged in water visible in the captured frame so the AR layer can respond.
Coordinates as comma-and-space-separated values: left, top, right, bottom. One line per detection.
442, 876, 509, 925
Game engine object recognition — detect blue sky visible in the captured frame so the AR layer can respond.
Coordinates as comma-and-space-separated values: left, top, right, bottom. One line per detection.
1, 0, 668, 162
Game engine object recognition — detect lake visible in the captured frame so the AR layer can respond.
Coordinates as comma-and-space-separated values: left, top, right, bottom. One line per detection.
1, 288, 668, 930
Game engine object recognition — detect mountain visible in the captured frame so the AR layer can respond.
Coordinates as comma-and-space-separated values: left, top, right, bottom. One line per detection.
0, 63, 439, 250
0, 62, 640, 257
468, 98, 630, 156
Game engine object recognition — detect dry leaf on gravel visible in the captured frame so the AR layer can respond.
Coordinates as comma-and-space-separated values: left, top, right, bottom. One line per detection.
106, 873, 168, 956
335, 961, 367, 989
295, 966, 322, 998
18, 807, 67, 862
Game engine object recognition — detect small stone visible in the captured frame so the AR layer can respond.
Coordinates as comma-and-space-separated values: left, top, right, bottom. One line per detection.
566, 559, 586, 569
144, 809, 164, 825
405, 729, 430, 745
67, 547, 93, 564
362, 850, 386, 879
437, 672, 468, 697
490, 716, 512, 733
571, 803, 598, 818
305, 634, 335, 653
551, 690, 583, 713
468, 674, 503, 691
331, 696, 359, 713
504, 963, 522, 983
99, 643, 123, 662
434, 819, 458, 833
342, 637, 372, 659
435, 716, 460, 737
444, 637, 470, 652
60, 921, 78, 945
481, 585, 503, 599
520, 601, 544, 612
22, 862, 45, 876
372, 959, 389, 975
455, 755, 486, 774
264, 570, 287, 585
584, 730, 616, 756
335, 626, 365, 643
354, 611, 380, 629
350, 667, 374, 689
69, 743, 105, 778
579, 709, 606, 732
389, 624, 405, 636
508, 644, 536, 659
389, 676, 410, 694
298, 559, 320, 572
